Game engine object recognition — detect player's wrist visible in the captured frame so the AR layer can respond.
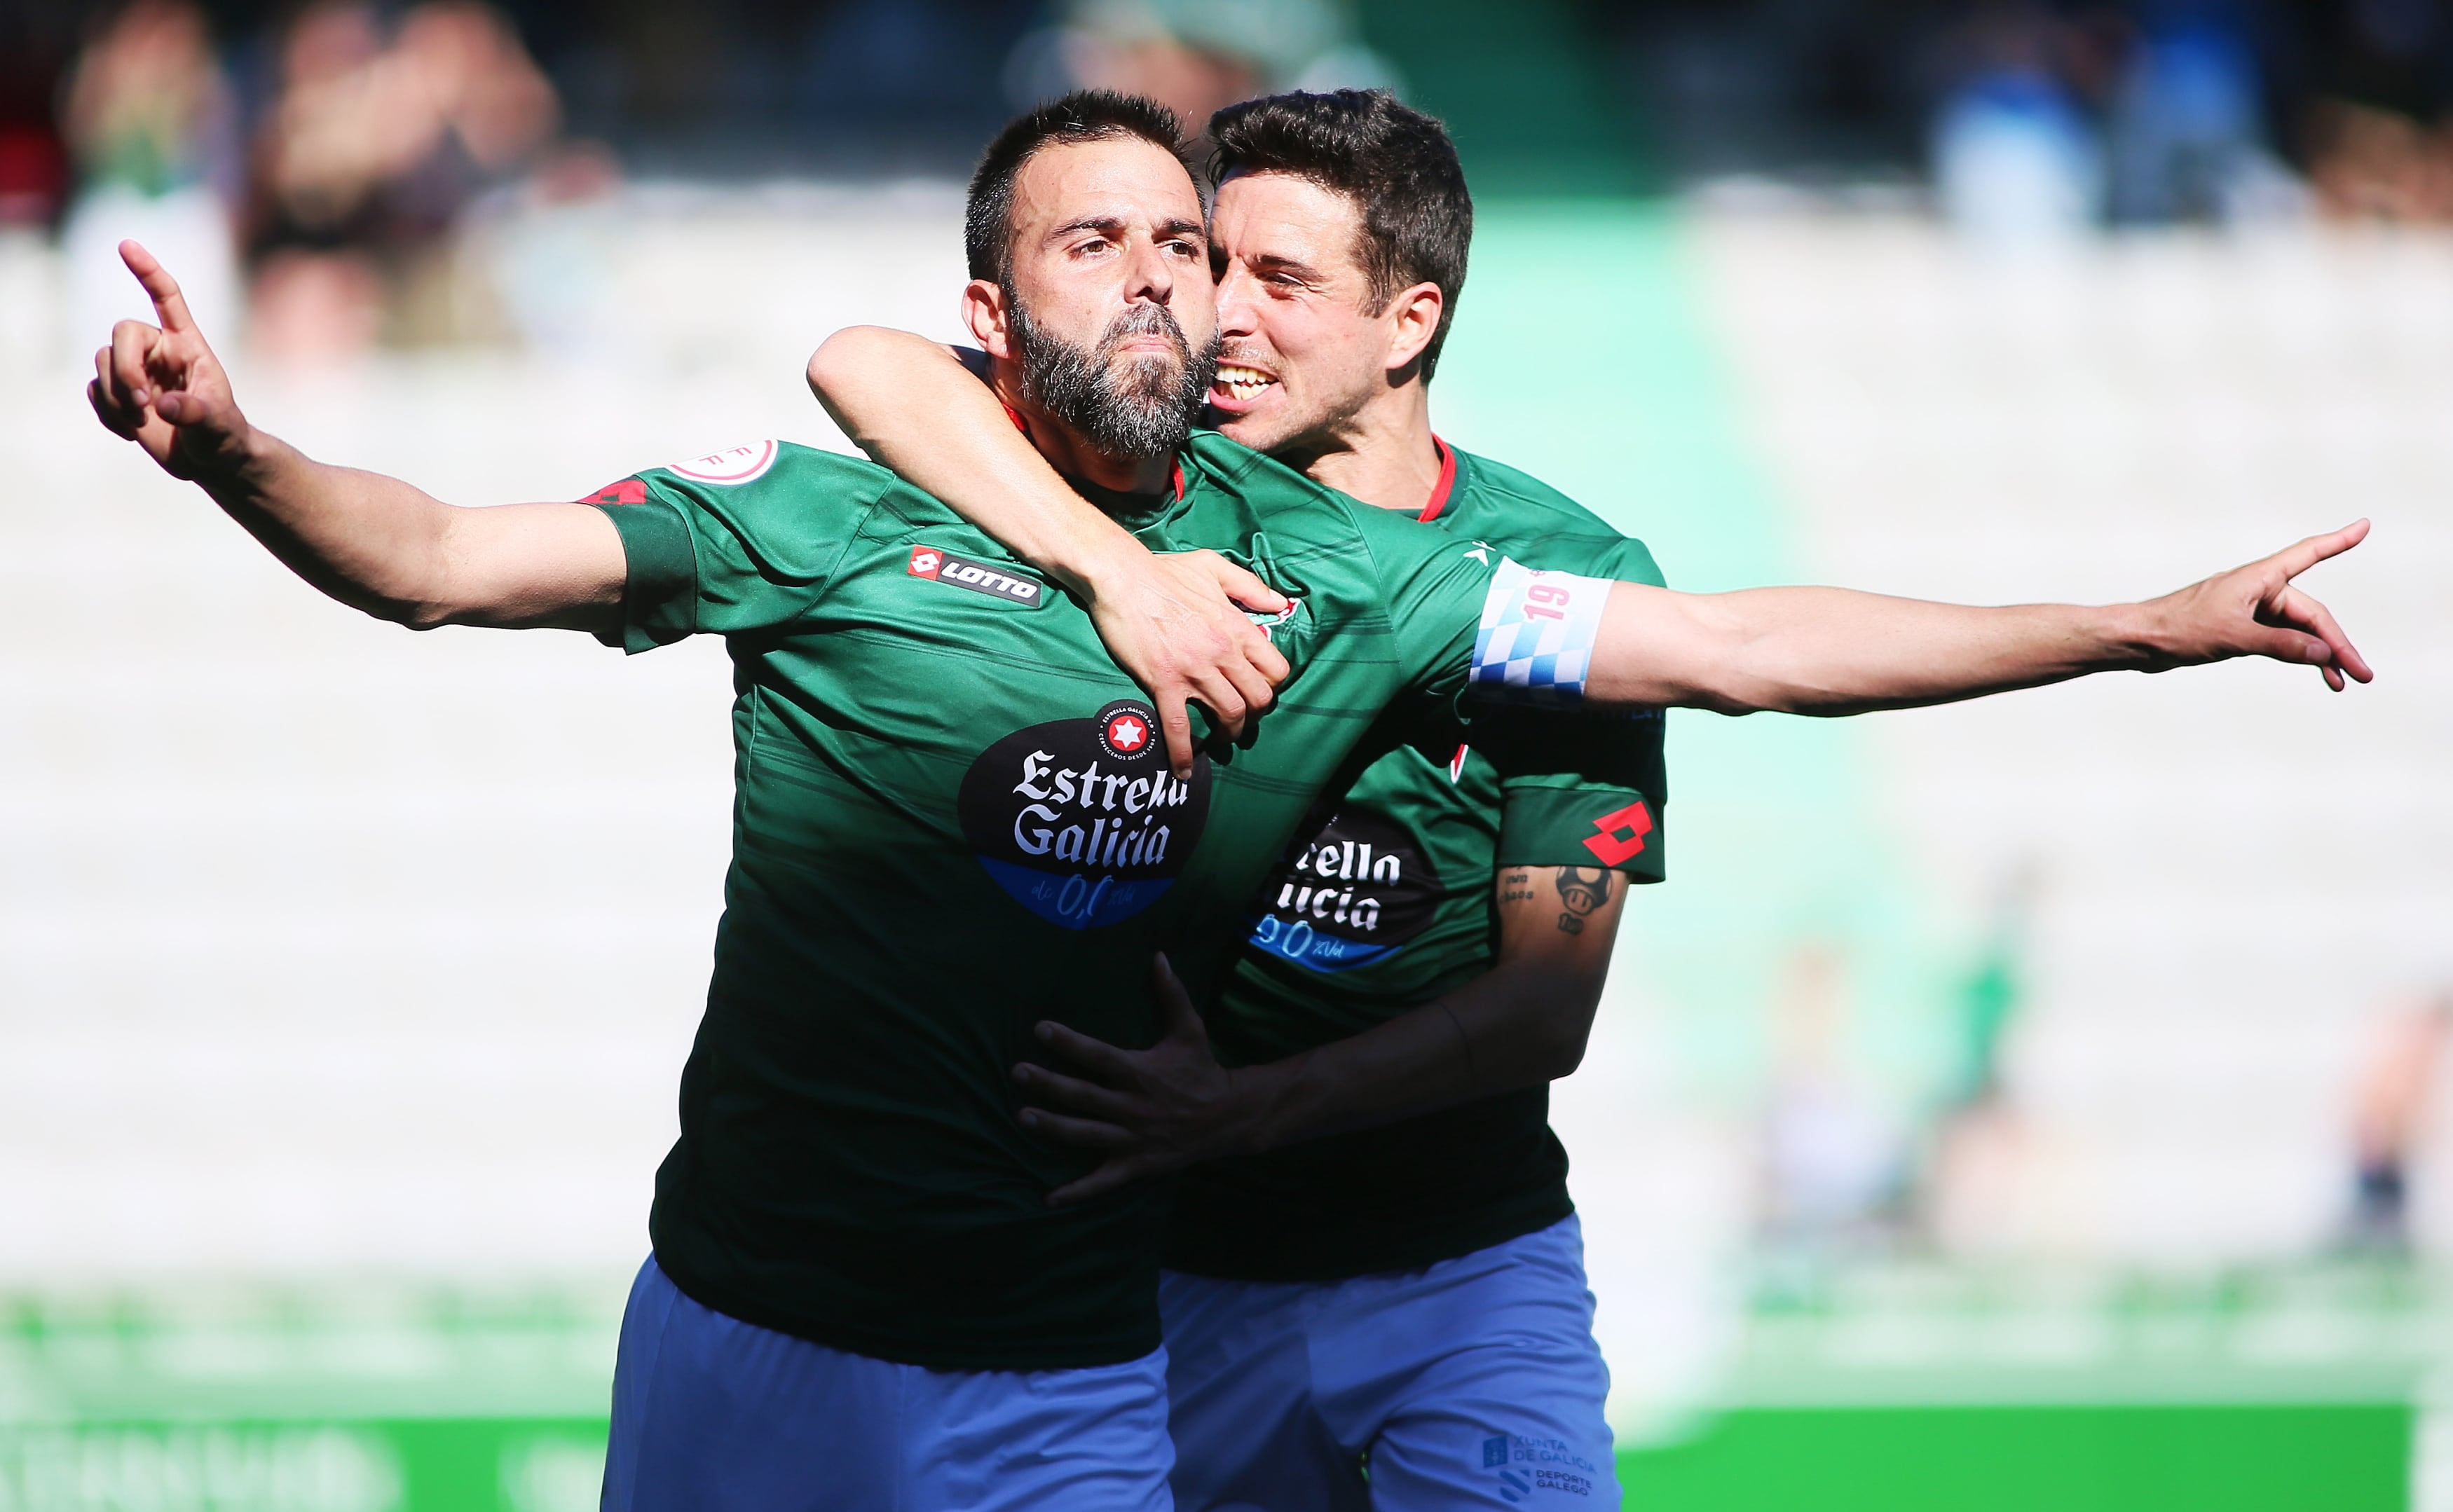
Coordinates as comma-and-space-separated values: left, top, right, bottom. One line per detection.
188, 414, 273, 492
1221, 1060, 1301, 1156
1056, 525, 1159, 603
2104, 597, 2187, 672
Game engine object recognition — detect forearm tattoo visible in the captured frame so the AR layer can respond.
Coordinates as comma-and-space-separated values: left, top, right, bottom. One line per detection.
1554, 867, 1612, 935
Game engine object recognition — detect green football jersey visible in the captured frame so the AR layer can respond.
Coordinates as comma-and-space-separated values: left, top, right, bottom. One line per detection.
1164, 442, 1669, 1281
585, 432, 1501, 1370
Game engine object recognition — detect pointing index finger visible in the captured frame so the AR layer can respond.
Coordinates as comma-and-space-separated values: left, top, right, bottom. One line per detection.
2273, 519, 2371, 582
118, 240, 198, 335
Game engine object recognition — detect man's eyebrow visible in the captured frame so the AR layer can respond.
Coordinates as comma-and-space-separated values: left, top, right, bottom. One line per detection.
1244, 250, 1323, 280
1047, 214, 1206, 243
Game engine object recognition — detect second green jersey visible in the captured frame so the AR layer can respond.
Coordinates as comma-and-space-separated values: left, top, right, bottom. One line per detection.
585, 432, 1504, 1371
1164, 443, 1669, 1281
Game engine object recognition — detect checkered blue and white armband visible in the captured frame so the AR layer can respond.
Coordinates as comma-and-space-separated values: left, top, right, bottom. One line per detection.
1469, 558, 1615, 705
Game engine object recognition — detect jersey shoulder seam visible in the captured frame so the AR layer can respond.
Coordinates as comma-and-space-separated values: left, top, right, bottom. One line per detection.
647, 441, 890, 633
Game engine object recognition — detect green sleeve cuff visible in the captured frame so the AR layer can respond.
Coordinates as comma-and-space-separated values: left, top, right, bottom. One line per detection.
1496, 783, 1665, 881
594, 498, 698, 653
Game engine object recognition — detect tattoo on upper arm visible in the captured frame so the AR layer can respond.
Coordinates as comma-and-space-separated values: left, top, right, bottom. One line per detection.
1499, 869, 1536, 905
1555, 867, 1612, 935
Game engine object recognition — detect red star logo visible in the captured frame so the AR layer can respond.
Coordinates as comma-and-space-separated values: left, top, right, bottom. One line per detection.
908, 547, 944, 579
1583, 802, 1653, 866
1107, 714, 1148, 752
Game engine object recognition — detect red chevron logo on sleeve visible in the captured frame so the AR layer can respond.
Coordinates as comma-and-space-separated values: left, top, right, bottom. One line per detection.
1583, 802, 1653, 866
582, 479, 648, 506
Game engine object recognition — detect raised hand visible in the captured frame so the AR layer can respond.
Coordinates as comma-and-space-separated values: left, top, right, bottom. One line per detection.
2142, 521, 2374, 690
1014, 954, 1253, 1205
86, 240, 251, 481
1085, 549, 1293, 778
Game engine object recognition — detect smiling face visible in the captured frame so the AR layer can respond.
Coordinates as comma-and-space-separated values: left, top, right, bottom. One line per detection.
976, 135, 1221, 463
1204, 169, 1437, 458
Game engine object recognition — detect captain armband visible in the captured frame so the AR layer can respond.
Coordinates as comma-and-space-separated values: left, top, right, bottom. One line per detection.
1468, 558, 1614, 704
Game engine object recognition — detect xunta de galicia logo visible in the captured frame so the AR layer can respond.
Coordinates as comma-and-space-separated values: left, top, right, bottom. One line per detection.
959, 699, 1211, 930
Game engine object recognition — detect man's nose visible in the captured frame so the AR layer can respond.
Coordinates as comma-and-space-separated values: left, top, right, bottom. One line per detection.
1215, 264, 1259, 336
1123, 235, 1175, 304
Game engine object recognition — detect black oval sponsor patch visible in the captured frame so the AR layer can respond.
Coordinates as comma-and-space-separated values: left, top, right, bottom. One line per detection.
959, 699, 1212, 929
1245, 804, 1442, 972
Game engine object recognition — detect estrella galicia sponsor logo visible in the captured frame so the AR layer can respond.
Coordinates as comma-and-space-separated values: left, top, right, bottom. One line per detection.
958, 699, 1210, 930
1245, 805, 1440, 973
908, 544, 1044, 607
1481, 1433, 1599, 1502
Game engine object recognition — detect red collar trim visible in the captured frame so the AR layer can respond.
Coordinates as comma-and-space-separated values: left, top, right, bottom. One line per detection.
1004, 403, 1182, 502
1416, 437, 1458, 523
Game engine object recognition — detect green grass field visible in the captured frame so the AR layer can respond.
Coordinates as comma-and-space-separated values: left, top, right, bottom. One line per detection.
0, 1262, 2426, 1511
0, 1402, 2403, 1511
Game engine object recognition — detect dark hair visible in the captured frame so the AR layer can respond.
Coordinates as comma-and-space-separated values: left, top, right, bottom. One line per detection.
966, 90, 1187, 286
1207, 90, 1473, 380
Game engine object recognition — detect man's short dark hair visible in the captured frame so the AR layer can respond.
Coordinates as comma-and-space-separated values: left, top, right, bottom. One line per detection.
966, 90, 1187, 286
1207, 90, 1473, 380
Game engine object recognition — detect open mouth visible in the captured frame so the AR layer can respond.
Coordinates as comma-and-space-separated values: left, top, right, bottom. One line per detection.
1212, 363, 1278, 406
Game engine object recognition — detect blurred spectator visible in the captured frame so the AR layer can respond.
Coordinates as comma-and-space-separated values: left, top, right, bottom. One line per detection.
1919, 867, 2058, 1259
0, 4, 75, 228
1015, 0, 1402, 141
60, 1, 243, 352
2307, 99, 2453, 219
250, 1, 559, 362
2104, 0, 2302, 224
1931, 6, 2104, 243
2343, 989, 2453, 1254
469, 137, 623, 362
1756, 944, 1910, 1253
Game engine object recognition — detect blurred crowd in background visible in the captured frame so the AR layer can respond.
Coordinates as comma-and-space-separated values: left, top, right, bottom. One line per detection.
0, 1, 2451, 359
0, 0, 2444, 1281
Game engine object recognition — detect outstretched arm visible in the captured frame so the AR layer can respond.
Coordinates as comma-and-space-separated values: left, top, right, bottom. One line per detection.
1559, 526, 2372, 716
809, 325, 1289, 776
1013, 865, 1628, 1205
88, 240, 624, 633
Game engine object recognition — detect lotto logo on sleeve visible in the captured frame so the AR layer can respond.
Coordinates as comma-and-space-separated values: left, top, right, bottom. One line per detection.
580, 479, 648, 506
1470, 558, 1611, 704
1583, 801, 1653, 866
907, 546, 1044, 607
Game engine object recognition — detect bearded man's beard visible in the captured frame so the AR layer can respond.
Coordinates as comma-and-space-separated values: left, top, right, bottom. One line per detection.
1009, 296, 1219, 462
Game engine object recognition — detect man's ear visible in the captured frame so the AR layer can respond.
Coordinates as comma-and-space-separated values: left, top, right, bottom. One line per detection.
963, 279, 1016, 361
1383, 281, 1443, 377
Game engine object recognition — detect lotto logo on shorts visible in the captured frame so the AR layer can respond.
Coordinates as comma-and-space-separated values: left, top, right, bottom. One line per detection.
1470, 559, 1611, 704
908, 546, 1044, 607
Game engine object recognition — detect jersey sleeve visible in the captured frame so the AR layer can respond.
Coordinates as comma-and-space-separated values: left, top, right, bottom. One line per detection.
1475, 536, 1669, 881
585, 441, 884, 653
1347, 506, 1503, 702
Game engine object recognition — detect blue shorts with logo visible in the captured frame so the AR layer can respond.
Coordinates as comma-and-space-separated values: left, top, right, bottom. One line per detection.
601, 1257, 1174, 1512
1160, 1214, 1619, 1511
